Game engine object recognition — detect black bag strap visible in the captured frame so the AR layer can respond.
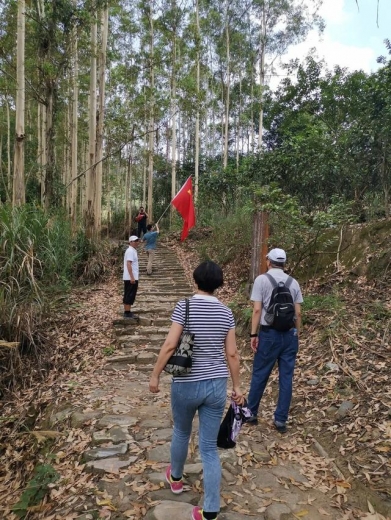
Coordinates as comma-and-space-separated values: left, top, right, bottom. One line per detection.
183, 298, 190, 332
265, 272, 293, 290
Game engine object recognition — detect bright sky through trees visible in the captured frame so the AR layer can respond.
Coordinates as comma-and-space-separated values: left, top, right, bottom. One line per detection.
270, 0, 391, 89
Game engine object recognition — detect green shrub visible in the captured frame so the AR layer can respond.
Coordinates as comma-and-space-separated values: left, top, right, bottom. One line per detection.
12, 464, 60, 519
0, 205, 113, 391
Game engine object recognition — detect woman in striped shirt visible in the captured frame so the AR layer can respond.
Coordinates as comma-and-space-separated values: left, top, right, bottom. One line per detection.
149, 261, 244, 520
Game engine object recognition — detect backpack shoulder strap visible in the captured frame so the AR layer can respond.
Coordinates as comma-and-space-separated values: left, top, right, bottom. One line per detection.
264, 272, 278, 288
285, 276, 293, 289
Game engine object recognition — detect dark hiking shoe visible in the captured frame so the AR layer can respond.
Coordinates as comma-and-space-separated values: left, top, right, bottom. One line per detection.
274, 421, 287, 433
124, 312, 139, 320
243, 415, 258, 426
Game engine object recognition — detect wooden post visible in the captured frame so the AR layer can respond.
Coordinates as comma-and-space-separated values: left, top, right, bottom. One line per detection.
249, 210, 269, 289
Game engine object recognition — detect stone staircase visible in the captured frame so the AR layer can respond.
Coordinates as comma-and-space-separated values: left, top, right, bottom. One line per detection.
67, 245, 346, 520
106, 246, 193, 374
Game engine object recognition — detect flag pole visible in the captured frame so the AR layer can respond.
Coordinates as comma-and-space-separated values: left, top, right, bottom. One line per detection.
156, 202, 172, 225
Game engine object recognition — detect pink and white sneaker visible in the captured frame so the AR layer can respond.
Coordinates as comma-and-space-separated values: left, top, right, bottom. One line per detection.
165, 465, 183, 494
192, 507, 217, 520
191, 507, 203, 520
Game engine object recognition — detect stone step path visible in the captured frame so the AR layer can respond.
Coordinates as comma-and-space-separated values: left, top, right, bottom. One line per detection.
66, 245, 356, 520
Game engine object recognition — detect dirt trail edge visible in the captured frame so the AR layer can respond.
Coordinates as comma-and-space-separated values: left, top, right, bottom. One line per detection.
25, 245, 389, 520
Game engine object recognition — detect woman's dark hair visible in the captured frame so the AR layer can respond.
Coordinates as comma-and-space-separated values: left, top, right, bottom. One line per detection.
193, 261, 224, 293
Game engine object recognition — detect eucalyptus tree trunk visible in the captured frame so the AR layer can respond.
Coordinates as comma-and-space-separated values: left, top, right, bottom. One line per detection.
250, 78, 255, 153
106, 157, 111, 234
37, 0, 54, 209
381, 145, 390, 218
177, 110, 181, 164
257, 5, 266, 150
35, 0, 47, 212
81, 138, 89, 214
143, 117, 147, 207
94, 6, 109, 232
236, 74, 242, 173
63, 102, 70, 205
223, 0, 230, 169
44, 83, 55, 209
170, 0, 178, 215
194, 0, 200, 203
13, 0, 26, 206
70, 0, 79, 225
6, 98, 11, 200
125, 151, 130, 229
147, 1, 154, 221
125, 144, 133, 232
86, 17, 97, 236
221, 87, 224, 160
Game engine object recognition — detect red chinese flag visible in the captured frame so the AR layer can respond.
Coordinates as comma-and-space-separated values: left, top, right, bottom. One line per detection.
171, 176, 196, 241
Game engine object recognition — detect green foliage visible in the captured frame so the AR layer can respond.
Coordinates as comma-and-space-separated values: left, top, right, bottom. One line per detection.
12, 464, 60, 519
0, 205, 109, 348
195, 206, 252, 265
302, 293, 344, 313
365, 301, 391, 321
103, 345, 116, 356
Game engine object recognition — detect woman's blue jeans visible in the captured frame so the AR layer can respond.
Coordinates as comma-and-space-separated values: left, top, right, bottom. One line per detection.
247, 328, 298, 423
170, 377, 227, 512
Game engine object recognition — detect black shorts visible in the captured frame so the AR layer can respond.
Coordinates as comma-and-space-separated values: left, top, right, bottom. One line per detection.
123, 280, 139, 305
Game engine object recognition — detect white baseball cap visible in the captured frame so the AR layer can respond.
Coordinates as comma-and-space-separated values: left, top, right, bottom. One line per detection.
129, 235, 139, 242
267, 248, 286, 262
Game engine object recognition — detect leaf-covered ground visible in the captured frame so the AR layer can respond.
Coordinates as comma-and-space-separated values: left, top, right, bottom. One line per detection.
170, 237, 391, 517
0, 277, 119, 518
0, 236, 390, 519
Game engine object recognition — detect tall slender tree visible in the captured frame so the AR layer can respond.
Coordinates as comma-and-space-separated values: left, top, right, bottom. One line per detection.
13, 0, 26, 206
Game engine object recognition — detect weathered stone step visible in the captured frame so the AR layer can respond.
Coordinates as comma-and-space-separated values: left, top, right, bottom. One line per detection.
104, 350, 157, 367
108, 345, 161, 360
113, 325, 170, 335
116, 333, 166, 345
136, 294, 190, 300
139, 282, 190, 288
134, 292, 191, 298
102, 361, 156, 373
117, 339, 163, 349
116, 307, 172, 317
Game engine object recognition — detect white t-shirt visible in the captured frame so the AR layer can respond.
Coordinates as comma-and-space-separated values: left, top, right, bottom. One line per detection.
251, 268, 303, 326
123, 246, 139, 281
171, 295, 235, 382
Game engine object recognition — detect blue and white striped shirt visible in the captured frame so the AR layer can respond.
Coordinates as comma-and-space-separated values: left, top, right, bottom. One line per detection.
171, 294, 235, 382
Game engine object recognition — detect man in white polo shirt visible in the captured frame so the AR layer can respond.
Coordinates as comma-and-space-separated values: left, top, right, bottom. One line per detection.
246, 248, 303, 433
123, 235, 140, 319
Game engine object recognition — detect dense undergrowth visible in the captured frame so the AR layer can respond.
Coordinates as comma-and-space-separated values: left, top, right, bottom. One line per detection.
0, 205, 114, 395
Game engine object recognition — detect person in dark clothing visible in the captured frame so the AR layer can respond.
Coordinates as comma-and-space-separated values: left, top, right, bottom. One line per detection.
135, 206, 148, 238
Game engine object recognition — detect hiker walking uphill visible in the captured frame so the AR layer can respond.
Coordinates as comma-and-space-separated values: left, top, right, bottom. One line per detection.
246, 248, 303, 433
149, 261, 244, 520
143, 223, 159, 275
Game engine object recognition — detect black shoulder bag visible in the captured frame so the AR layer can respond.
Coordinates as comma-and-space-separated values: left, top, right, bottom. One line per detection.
163, 299, 195, 376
